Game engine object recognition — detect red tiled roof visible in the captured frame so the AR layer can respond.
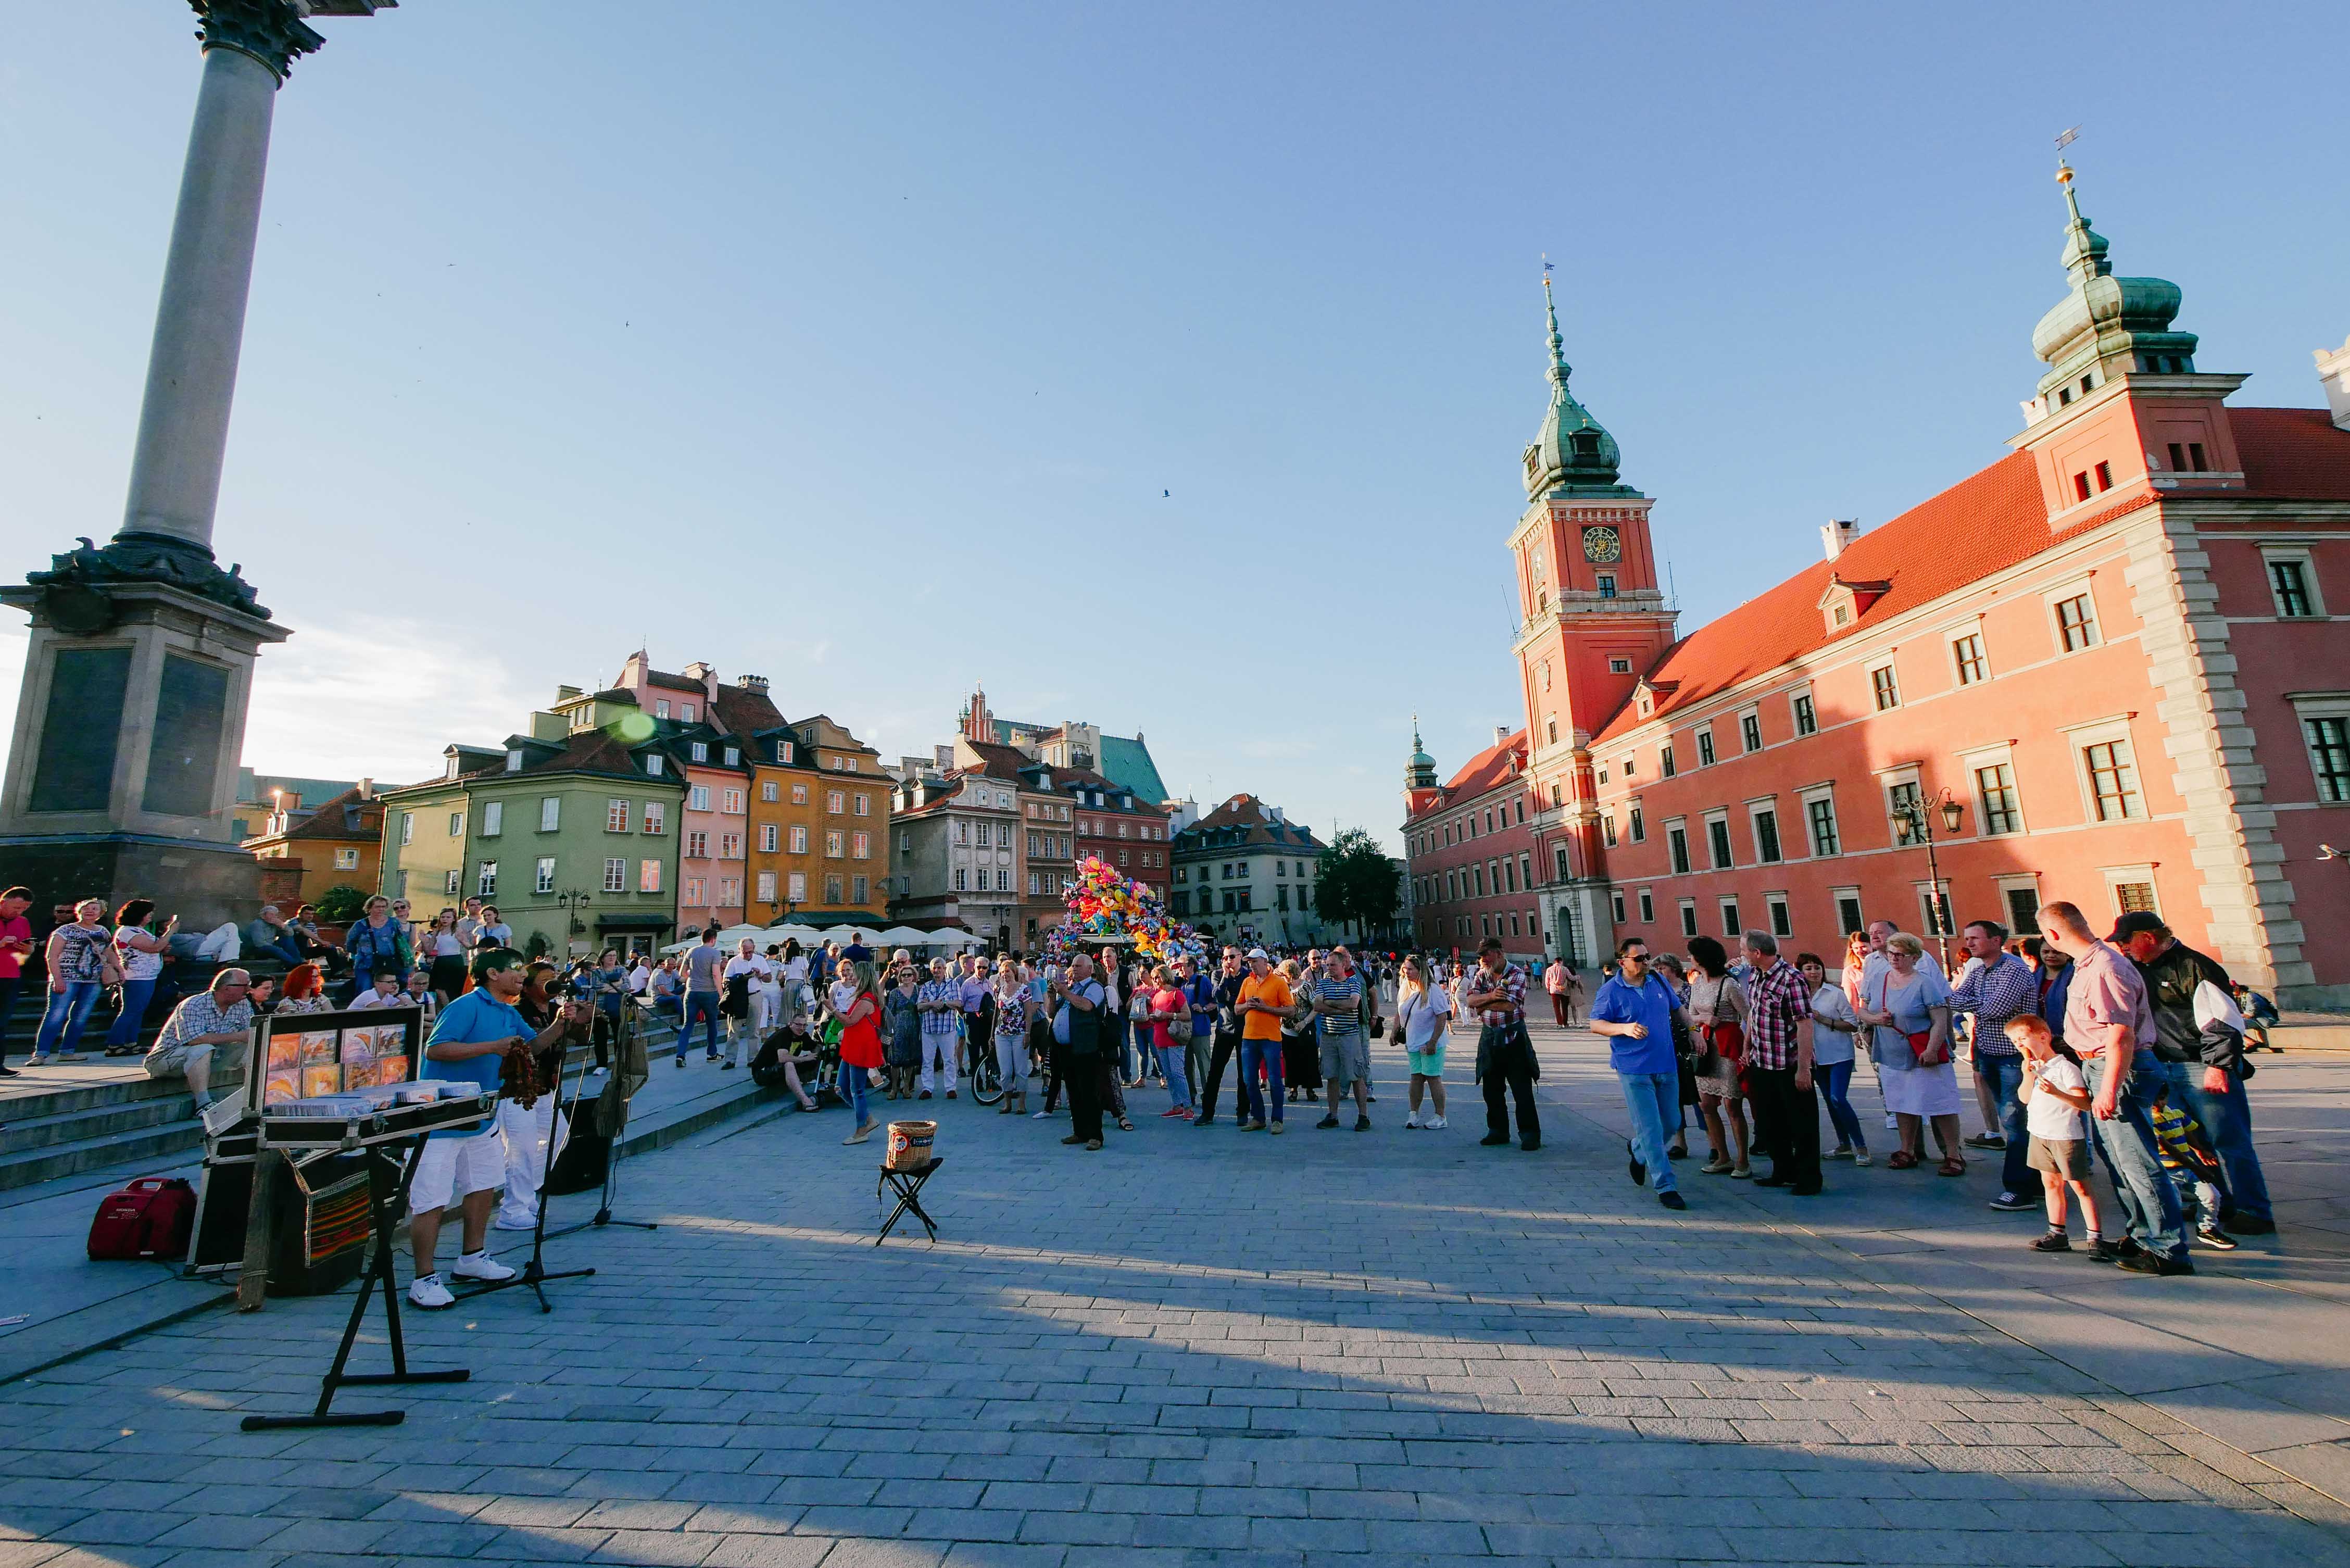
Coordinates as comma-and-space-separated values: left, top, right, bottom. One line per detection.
277, 786, 383, 842
962, 740, 1037, 783
1405, 732, 1526, 823
1597, 406, 2350, 747
645, 669, 706, 694
2234, 406, 2350, 500
1593, 452, 2113, 744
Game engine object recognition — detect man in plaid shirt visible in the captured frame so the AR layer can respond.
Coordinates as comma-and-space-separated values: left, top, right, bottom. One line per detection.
1463, 937, 1540, 1151
1738, 932, 1821, 1194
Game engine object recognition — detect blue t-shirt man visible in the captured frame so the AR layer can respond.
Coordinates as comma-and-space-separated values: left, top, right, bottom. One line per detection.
1590, 970, 1680, 1077
422, 986, 528, 1137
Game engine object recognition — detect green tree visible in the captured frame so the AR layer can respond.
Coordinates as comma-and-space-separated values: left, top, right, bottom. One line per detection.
315, 884, 369, 924
1316, 829, 1398, 940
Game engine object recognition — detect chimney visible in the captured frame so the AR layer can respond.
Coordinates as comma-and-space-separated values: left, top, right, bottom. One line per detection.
1268, 805, 1285, 824
934, 744, 954, 770
736, 674, 769, 693
2317, 335, 2350, 432
683, 661, 718, 702
357, 777, 374, 800
1820, 518, 1861, 561
1493, 724, 1510, 748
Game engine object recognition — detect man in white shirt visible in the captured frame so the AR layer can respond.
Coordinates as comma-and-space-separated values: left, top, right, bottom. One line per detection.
348, 971, 408, 1011
721, 939, 774, 1069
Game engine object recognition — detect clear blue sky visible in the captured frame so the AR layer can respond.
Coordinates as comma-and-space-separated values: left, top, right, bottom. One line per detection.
4, 3, 2344, 851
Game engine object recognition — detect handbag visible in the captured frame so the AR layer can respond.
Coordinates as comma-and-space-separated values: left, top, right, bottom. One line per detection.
97, 933, 127, 989
1692, 981, 1741, 1076
1389, 994, 1413, 1047
1908, 1029, 1951, 1066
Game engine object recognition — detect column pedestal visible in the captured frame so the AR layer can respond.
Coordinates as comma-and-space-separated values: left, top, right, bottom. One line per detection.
0, 564, 286, 928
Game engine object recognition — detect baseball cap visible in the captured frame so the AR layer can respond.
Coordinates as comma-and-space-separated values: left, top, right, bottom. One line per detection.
1246, 947, 1271, 961
2108, 911, 2167, 942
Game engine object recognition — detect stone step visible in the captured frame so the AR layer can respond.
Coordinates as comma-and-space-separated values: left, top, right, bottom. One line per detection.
0, 1094, 194, 1154
0, 1119, 208, 1191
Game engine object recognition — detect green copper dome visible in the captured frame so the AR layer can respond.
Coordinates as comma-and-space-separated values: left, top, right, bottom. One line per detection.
2030, 165, 2197, 399
1523, 277, 1630, 498
1405, 717, 1437, 790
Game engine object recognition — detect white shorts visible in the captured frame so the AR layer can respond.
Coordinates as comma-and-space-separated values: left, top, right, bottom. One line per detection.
409, 1130, 505, 1213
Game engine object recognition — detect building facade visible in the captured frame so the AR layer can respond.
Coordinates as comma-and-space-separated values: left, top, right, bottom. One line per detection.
1400, 724, 1545, 961
376, 701, 684, 959
1496, 167, 2350, 1002
1170, 794, 1333, 947
887, 750, 1023, 948
243, 782, 383, 910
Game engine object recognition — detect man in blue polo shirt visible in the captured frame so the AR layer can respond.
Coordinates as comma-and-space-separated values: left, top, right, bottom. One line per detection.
1590, 936, 1692, 1211
406, 948, 552, 1309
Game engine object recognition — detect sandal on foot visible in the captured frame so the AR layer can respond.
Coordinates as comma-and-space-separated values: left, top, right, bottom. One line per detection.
1887, 1150, 1919, 1170
1938, 1158, 1967, 1177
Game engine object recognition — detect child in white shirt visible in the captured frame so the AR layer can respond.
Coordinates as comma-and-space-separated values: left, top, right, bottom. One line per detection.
2009, 1014, 2104, 1256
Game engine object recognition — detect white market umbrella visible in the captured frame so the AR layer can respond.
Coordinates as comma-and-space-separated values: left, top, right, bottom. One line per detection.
761, 923, 823, 943
814, 924, 869, 943
876, 925, 934, 947
920, 927, 987, 947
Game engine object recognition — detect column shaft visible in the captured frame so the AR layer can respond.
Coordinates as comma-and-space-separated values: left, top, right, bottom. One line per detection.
118, 45, 279, 554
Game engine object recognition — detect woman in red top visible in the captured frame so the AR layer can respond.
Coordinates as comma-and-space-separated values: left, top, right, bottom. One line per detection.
834, 959, 885, 1145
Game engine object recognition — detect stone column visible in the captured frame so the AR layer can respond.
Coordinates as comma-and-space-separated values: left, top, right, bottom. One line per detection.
118, 40, 283, 556
0, 2, 384, 926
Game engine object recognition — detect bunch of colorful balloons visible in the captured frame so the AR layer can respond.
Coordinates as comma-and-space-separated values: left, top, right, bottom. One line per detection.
1042, 854, 1204, 964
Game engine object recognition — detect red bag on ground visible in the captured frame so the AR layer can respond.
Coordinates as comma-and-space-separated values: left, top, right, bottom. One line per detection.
86, 1177, 197, 1261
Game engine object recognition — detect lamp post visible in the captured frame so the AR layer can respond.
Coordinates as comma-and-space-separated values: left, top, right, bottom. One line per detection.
1891, 786, 1967, 969
553, 888, 594, 955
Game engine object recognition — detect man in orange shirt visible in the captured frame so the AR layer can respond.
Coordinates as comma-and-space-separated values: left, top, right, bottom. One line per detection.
1235, 948, 1293, 1133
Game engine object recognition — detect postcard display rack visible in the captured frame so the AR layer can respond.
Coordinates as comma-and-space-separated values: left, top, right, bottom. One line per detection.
198, 1007, 497, 1430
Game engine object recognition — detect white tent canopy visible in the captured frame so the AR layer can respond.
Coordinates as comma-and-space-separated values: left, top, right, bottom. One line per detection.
917, 927, 987, 947
761, 923, 824, 944
876, 925, 935, 947
661, 922, 766, 955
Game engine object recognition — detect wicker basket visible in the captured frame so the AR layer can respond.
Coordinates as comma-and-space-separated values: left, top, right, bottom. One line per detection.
884, 1119, 936, 1173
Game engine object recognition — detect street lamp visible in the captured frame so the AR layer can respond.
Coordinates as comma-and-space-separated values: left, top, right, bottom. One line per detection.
552, 888, 594, 946
1891, 786, 1966, 968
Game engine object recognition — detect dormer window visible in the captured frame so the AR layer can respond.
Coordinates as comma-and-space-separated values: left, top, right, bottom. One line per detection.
775, 740, 794, 764
690, 742, 708, 763
1819, 574, 1889, 634
645, 754, 664, 776
723, 747, 739, 767
505, 749, 523, 772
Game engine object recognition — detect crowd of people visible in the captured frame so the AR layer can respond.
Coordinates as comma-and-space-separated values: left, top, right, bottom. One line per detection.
0, 876, 2290, 1290
1583, 903, 2278, 1275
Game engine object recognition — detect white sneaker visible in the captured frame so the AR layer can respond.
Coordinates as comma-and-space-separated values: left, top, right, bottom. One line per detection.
1427, 1115, 1447, 1130
493, 1210, 538, 1231
1404, 1114, 1423, 1129
408, 1273, 455, 1310
450, 1251, 516, 1283
1032, 1110, 1051, 1119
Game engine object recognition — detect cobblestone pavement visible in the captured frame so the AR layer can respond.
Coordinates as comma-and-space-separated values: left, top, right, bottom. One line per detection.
3, 1028, 2347, 1567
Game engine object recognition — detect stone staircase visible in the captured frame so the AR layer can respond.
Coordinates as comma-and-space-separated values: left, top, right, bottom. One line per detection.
0, 1006, 690, 1193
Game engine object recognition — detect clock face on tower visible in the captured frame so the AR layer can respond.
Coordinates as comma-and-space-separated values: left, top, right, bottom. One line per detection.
1582, 525, 1623, 563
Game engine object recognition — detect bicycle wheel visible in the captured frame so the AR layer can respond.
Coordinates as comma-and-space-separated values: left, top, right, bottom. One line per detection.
971, 1038, 1003, 1105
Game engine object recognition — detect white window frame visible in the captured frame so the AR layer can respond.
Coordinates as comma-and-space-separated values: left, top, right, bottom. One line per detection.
1946, 619, 1991, 687
1737, 706, 1763, 754
1695, 725, 1717, 767
1995, 873, 2044, 936
399, 812, 413, 846
2260, 547, 2327, 619
1788, 684, 1817, 737
756, 870, 776, 903
1717, 896, 1742, 938
1664, 817, 1690, 876
1745, 797, 1785, 864
640, 859, 662, 894
1799, 784, 1840, 858
690, 785, 711, 812
787, 871, 805, 902
1914, 879, 1954, 938
476, 860, 498, 898
1866, 656, 1901, 711
1702, 808, 1733, 870
1957, 741, 2025, 837
2289, 692, 2350, 804
2062, 716, 2143, 824
1830, 885, 1864, 936
2100, 864, 2162, 920
1878, 764, 1923, 845
535, 857, 557, 894
643, 802, 665, 835
334, 846, 359, 870
1764, 892, 1792, 940
481, 800, 503, 837
539, 796, 561, 832
2043, 576, 2102, 654
1678, 898, 1699, 938
607, 799, 630, 833
1637, 888, 1654, 924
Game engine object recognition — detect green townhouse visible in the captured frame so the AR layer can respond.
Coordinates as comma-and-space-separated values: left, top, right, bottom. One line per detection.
376, 692, 686, 960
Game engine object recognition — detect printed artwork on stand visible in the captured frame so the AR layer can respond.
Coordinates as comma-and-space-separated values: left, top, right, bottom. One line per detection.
259, 1017, 421, 1105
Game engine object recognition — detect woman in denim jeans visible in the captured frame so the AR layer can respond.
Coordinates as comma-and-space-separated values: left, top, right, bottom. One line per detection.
1801, 952, 1869, 1165
103, 898, 177, 1055
32, 899, 113, 1064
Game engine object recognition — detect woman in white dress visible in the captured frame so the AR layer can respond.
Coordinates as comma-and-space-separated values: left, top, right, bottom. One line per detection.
1854, 932, 1965, 1174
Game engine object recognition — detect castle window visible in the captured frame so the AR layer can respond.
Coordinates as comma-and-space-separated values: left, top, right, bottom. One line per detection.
2072, 471, 2093, 503
1596, 574, 1617, 599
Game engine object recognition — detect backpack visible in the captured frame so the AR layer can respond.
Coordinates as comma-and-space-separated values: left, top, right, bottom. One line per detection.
87, 1176, 197, 1262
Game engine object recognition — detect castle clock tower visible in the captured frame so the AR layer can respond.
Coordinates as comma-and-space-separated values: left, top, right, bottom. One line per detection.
1509, 277, 1677, 966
